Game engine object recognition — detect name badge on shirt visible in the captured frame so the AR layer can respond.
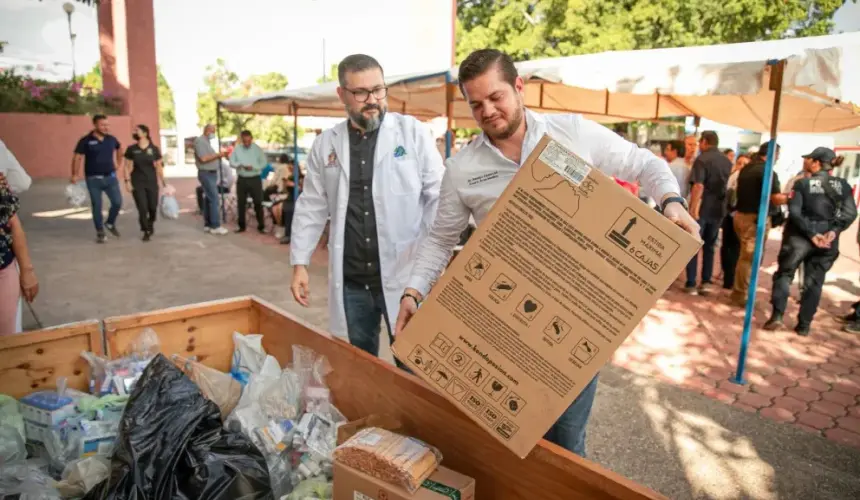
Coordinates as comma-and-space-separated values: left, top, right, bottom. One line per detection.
88, 140, 99, 145
468, 171, 500, 186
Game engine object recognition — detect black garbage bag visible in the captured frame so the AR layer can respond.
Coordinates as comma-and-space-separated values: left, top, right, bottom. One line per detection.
84, 354, 272, 500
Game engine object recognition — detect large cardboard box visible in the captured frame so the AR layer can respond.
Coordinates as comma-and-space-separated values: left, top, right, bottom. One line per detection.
392, 134, 701, 457
333, 462, 475, 500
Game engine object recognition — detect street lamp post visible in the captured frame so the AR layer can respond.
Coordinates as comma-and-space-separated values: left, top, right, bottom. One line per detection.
62, 2, 77, 80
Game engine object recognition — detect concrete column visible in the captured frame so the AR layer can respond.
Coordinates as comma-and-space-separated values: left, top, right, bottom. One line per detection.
97, 0, 160, 145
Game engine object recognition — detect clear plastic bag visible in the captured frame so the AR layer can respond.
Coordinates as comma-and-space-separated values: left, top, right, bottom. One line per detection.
81, 328, 160, 396
230, 332, 270, 385
0, 395, 24, 442
0, 461, 62, 500
332, 427, 442, 494
160, 193, 180, 220
55, 455, 111, 498
65, 182, 88, 208
172, 355, 243, 420
284, 477, 332, 500
0, 425, 26, 466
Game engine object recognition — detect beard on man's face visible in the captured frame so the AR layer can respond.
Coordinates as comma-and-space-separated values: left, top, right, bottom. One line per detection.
347, 103, 387, 132
482, 104, 524, 141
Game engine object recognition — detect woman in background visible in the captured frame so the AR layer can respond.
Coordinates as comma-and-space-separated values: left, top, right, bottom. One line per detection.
0, 173, 38, 335
123, 124, 165, 241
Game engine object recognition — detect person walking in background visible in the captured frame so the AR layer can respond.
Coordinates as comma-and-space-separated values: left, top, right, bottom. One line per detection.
685, 131, 732, 295
765, 148, 856, 336
721, 153, 751, 290
194, 124, 229, 235
663, 140, 689, 199
71, 115, 125, 244
230, 130, 268, 234
684, 135, 699, 167
0, 172, 38, 335
730, 143, 787, 307
290, 54, 445, 364
723, 148, 736, 164
123, 125, 165, 242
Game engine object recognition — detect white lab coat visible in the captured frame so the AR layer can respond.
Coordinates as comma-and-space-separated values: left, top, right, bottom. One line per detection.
290, 112, 445, 338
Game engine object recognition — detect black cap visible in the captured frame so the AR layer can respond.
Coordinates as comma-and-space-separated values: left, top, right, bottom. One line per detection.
803, 146, 836, 165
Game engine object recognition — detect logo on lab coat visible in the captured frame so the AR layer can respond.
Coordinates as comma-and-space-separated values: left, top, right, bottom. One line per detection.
326, 148, 338, 167
393, 145, 406, 158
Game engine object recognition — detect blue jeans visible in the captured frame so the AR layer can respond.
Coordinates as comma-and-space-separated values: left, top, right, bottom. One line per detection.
685, 217, 722, 287
343, 282, 409, 371
198, 170, 221, 228
85, 175, 122, 232
543, 373, 599, 457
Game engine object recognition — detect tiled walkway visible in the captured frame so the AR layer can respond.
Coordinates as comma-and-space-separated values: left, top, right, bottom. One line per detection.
614, 227, 860, 448
173, 177, 860, 449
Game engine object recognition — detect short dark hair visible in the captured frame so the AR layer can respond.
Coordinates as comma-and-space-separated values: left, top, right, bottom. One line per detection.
722, 148, 734, 155
240, 130, 252, 137
700, 130, 719, 147
337, 54, 384, 87
278, 153, 294, 165
92, 114, 107, 124
667, 140, 685, 158
136, 124, 150, 138
457, 49, 518, 95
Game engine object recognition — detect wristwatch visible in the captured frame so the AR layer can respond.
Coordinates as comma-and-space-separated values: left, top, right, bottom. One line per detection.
401, 292, 421, 308
660, 196, 688, 213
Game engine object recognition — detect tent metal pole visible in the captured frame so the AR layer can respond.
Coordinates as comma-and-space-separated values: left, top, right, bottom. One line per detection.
732, 59, 786, 385
445, 72, 453, 159
216, 102, 225, 221
293, 103, 300, 201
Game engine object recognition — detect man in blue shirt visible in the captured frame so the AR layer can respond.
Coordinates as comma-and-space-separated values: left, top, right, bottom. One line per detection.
71, 115, 125, 243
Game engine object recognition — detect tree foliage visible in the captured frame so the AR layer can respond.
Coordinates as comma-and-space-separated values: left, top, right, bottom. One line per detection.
455, 0, 852, 63
317, 64, 338, 84
196, 59, 299, 147
77, 62, 176, 129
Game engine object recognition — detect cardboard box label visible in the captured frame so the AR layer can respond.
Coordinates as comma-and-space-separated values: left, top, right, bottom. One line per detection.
394, 135, 701, 457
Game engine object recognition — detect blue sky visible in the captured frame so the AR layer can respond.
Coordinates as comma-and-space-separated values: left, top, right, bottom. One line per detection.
1, 0, 857, 138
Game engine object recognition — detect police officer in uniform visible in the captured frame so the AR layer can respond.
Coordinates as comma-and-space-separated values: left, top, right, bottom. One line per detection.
764, 147, 856, 336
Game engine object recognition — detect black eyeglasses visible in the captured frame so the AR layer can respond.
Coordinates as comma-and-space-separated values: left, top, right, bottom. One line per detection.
345, 86, 388, 103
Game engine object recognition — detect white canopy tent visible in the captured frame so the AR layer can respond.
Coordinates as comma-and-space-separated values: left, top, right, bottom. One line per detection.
220, 32, 860, 133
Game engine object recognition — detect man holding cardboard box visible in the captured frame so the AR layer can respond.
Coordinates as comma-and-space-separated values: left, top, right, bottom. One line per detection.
393, 49, 700, 457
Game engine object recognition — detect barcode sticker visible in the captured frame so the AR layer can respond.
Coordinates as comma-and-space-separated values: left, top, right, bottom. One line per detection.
539, 140, 591, 185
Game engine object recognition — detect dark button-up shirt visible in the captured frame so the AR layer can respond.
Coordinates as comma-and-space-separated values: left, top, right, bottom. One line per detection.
689, 148, 732, 221
342, 123, 383, 291
74, 133, 120, 177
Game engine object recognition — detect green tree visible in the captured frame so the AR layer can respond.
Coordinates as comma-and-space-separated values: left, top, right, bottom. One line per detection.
77, 62, 176, 129
196, 60, 299, 147
317, 64, 338, 84
455, 0, 852, 63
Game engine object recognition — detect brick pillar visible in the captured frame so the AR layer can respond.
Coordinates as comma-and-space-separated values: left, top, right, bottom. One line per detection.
97, 0, 160, 145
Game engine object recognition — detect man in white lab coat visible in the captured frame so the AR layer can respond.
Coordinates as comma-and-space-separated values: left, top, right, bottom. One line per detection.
290, 54, 445, 365
394, 49, 699, 457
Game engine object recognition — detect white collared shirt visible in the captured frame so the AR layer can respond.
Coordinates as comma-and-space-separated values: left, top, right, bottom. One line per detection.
406, 109, 681, 297
0, 139, 31, 193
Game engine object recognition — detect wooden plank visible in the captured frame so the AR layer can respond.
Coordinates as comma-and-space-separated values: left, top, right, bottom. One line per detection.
251, 298, 663, 500
0, 320, 103, 398
103, 297, 254, 372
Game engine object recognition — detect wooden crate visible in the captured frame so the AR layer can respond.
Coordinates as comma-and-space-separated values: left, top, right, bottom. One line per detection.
0, 320, 103, 398
102, 297, 258, 372
16, 297, 663, 499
